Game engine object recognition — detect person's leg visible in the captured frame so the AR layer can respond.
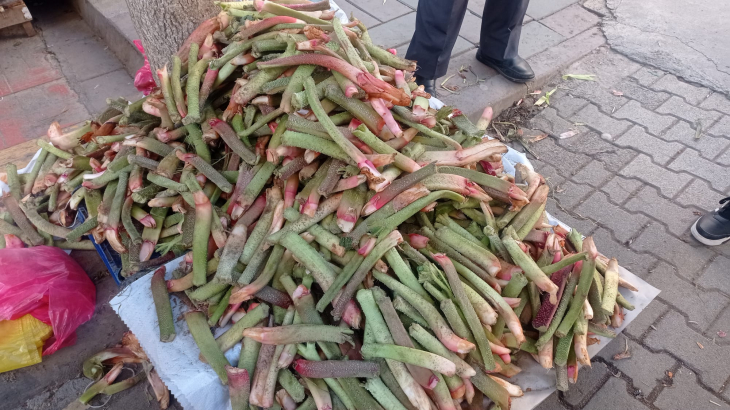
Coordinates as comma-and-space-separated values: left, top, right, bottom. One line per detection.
476, 0, 534, 83
405, 0, 469, 93
691, 197, 730, 246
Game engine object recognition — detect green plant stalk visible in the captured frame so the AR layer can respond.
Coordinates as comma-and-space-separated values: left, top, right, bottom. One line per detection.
146, 173, 187, 192
469, 363, 510, 410
151, 267, 176, 342
267, 192, 343, 244
237, 247, 272, 286
372, 271, 475, 354
435, 225, 500, 276
323, 84, 383, 134
353, 125, 420, 173
535, 271, 577, 349
135, 137, 175, 156
502, 231, 559, 303
239, 325, 263, 380
208, 288, 232, 327
370, 191, 465, 237
23, 206, 72, 239
436, 213, 483, 247
453, 259, 526, 345
262, 76, 291, 94
53, 240, 96, 250
6, 164, 20, 199
159, 65, 181, 123
238, 161, 276, 212
23, 148, 48, 195
307, 224, 345, 257
528, 282, 541, 321
127, 154, 160, 170
47, 184, 60, 212
183, 58, 211, 125
356, 289, 430, 410
239, 107, 284, 138
62, 170, 90, 193
180, 153, 233, 193
278, 368, 305, 403
601, 258, 620, 316
331, 231, 402, 320
66, 215, 98, 243
215, 219, 247, 284
280, 131, 351, 162
182, 173, 212, 286
83, 164, 133, 190
295, 344, 357, 410
393, 296, 429, 328
171, 56, 187, 118
37, 140, 72, 160
291, 76, 337, 110
243, 324, 353, 345
554, 329, 573, 366
408, 323, 475, 378
185, 311, 230, 384
364, 378, 408, 410
214, 303, 270, 353
281, 64, 316, 112
384, 248, 432, 303
239, 194, 276, 265
493, 272, 528, 338
392, 109, 461, 149
419, 228, 494, 288
360, 343, 456, 376
280, 231, 337, 290
541, 252, 588, 275
555, 244, 597, 338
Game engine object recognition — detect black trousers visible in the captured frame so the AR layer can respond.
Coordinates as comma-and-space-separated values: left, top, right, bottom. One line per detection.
405, 0, 531, 79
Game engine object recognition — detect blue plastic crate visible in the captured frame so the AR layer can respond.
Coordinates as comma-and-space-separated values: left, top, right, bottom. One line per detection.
73, 204, 124, 284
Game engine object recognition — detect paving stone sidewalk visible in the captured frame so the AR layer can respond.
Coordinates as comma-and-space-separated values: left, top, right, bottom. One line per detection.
525, 47, 730, 409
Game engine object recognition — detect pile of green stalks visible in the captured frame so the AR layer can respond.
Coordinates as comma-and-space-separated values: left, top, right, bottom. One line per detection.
0, 0, 642, 408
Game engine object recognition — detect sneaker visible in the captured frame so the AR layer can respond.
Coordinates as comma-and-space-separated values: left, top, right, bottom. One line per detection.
691, 197, 730, 246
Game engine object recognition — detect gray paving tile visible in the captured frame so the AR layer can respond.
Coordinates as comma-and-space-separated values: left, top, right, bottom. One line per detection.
613, 100, 676, 136
367, 12, 416, 49
708, 115, 730, 138
656, 367, 726, 410
668, 148, 730, 192
600, 175, 643, 204
675, 179, 727, 212
572, 104, 632, 137
630, 66, 664, 87
77, 69, 140, 116
458, 11, 482, 45
336, 0, 381, 27
396, 0, 418, 9
697, 256, 730, 296
612, 125, 684, 165
531, 136, 592, 176
348, 0, 412, 21
562, 362, 610, 406
591, 227, 658, 278
625, 186, 702, 237
571, 160, 612, 187
583, 376, 649, 410
598, 337, 676, 393
631, 222, 715, 279
518, 21, 565, 59
467, 0, 486, 17
700, 92, 730, 115
619, 154, 693, 197
622, 299, 668, 339
646, 310, 730, 392
526, 0, 578, 19
540, 4, 600, 38
661, 120, 730, 162
646, 261, 729, 331
613, 78, 672, 110
656, 95, 722, 125
48, 36, 124, 83
651, 74, 711, 106
576, 191, 649, 243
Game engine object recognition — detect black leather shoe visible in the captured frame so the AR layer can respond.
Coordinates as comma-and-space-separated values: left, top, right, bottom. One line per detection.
415, 75, 436, 95
691, 197, 730, 246
476, 51, 535, 83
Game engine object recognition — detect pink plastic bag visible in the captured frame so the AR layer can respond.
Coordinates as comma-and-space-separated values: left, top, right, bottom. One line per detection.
0, 247, 96, 355
133, 40, 156, 95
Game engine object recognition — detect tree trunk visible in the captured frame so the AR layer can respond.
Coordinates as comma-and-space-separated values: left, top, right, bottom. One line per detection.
125, 0, 219, 78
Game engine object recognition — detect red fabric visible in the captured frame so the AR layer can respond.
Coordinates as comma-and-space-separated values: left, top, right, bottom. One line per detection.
0, 247, 96, 355
133, 40, 156, 95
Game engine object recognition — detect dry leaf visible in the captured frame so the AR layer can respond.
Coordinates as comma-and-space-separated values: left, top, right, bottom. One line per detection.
559, 130, 580, 139
527, 133, 549, 143
529, 90, 542, 95
562, 74, 596, 81
612, 90, 624, 96
587, 337, 601, 346
515, 98, 523, 106
534, 88, 557, 106
697, 342, 705, 349
718, 331, 727, 338
667, 371, 673, 378
613, 338, 631, 360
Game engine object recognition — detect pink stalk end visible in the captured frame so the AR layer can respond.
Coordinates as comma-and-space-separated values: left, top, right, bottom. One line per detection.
503, 297, 521, 308
387, 48, 397, 55
369, 98, 403, 138
139, 215, 156, 228
219, 301, 244, 327
462, 378, 475, 403
348, 118, 363, 130
292, 285, 310, 303
341, 300, 362, 329
332, 175, 366, 193
284, 174, 299, 209
358, 236, 377, 256
238, 15, 298, 39
140, 240, 155, 262
4, 234, 24, 248
407, 233, 430, 249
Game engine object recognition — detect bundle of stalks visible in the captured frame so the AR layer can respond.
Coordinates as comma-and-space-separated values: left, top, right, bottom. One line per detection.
0, 1, 641, 408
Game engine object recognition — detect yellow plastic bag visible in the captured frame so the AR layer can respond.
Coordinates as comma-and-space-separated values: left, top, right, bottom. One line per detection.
0, 314, 53, 373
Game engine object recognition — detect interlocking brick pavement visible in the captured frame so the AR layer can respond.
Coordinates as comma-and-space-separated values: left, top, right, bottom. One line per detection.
524, 48, 730, 407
